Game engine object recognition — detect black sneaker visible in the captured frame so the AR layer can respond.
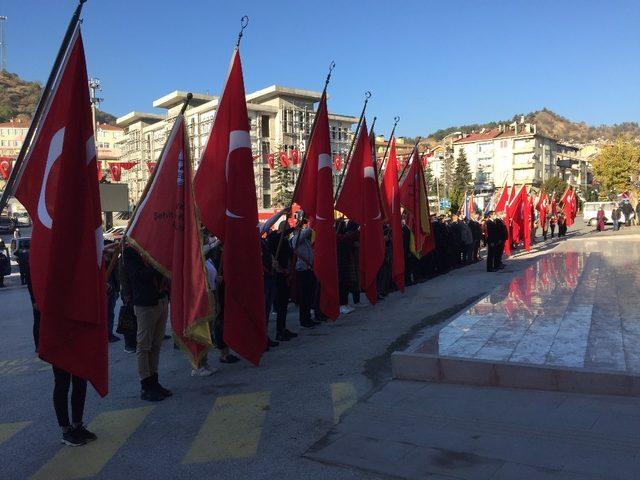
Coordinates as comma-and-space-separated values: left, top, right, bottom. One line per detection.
267, 338, 279, 347
74, 424, 97, 443
124, 345, 136, 354
152, 374, 173, 397
276, 331, 290, 342
62, 428, 86, 447
300, 321, 316, 329
220, 354, 240, 364
108, 335, 121, 343
283, 329, 298, 338
141, 388, 165, 402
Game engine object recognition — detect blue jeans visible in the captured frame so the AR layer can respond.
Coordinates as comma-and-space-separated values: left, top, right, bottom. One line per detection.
107, 292, 117, 337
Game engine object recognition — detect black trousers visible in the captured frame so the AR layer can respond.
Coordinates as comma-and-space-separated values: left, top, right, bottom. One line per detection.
496, 242, 505, 267
33, 308, 40, 350
52, 366, 87, 427
486, 243, 496, 271
296, 269, 315, 325
274, 273, 289, 333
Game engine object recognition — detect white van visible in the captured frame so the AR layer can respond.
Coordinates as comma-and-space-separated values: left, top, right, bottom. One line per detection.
583, 201, 617, 225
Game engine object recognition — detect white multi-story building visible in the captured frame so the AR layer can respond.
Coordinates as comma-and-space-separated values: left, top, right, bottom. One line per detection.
429, 121, 587, 191
116, 86, 358, 207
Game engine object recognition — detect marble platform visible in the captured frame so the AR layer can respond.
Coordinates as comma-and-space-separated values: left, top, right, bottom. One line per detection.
393, 240, 640, 396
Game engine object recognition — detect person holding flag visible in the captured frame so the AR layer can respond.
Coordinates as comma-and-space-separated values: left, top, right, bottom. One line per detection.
335, 117, 385, 305
194, 19, 267, 365
8, 8, 106, 445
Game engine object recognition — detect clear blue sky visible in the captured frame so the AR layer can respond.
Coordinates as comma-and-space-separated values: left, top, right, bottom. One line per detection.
2, 0, 639, 136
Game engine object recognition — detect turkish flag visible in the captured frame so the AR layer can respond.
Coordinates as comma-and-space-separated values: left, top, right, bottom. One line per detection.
13, 28, 108, 396
292, 92, 339, 319
267, 153, 275, 169
194, 48, 266, 365
536, 191, 548, 229
560, 186, 577, 227
0, 158, 11, 180
399, 149, 435, 257
507, 185, 531, 251
120, 161, 136, 171
279, 151, 289, 168
335, 118, 384, 304
333, 154, 343, 171
108, 162, 121, 181
291, 148, 300, 165
127, 115, 212, 366
381, 138, 405, 292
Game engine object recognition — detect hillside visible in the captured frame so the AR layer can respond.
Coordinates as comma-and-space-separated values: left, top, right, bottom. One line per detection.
428, 108, 640, 145
0, 70, 116, 124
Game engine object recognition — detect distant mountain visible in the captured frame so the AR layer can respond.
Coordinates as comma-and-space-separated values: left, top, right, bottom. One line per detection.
427, 108, 640, 145
0, 70, 116, 125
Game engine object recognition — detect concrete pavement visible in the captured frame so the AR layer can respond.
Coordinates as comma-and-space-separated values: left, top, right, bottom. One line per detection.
3, 226, 637, 479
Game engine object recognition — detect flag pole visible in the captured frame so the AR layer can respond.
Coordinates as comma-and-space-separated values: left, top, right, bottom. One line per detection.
378, 116, 400, 179
105, 93, 193, 280
273, 61, 335, 261
334, 91, 371, 202
0, 0, 88, 214
289, 60, 335, 207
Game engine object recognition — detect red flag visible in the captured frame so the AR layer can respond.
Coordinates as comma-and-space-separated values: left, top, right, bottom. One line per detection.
290, 148, 300, 165
399, 148, 436, 257
335, 118, 384, 304
193, 49, 266, 365
536, 191, 548, 229
494, 180, 509, 213
146, 161, 156, 173
381, 138, 405, 292
0, 158, 12, 180
120, 161, 136, 171
13, 28, 107, 396
127, 115, 212, 366
333, 154, 343, 171
267, 153, 275, 169
560, 186, 577, 227
108, 162, 122, 181
292, 92, 339, 319
507, 185, 531, 251
279, 151, 289, 168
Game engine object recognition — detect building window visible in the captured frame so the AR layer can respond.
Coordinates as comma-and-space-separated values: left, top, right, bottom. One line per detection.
477, 142, 492, 153
263, 193, 271, 208
261, 115, 270, 137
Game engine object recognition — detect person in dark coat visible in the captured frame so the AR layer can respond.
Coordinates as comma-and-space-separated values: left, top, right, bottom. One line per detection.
495, 214, 508, 269
485, 213, 498, 272
336, 219, 359, 312
267, 221, 298, 341
14, 245, 29, 285
469, 215, 483, 262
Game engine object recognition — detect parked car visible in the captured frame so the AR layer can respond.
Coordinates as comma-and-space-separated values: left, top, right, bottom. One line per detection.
104, 226, 126, 242
582, 201, 617, 226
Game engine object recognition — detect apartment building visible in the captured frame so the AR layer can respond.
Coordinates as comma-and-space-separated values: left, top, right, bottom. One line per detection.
116, 86, 358, 206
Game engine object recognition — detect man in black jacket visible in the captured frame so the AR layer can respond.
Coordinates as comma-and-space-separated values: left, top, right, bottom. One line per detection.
122, 245, 172, 402
485, 214, 498, 272
494, 214, 509, 269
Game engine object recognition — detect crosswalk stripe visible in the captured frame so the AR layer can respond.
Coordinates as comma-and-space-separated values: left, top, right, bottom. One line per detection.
331, 382, 357, 424
0, 421, 31, 445
183, 391, 270, 463
30, 406, 153, 480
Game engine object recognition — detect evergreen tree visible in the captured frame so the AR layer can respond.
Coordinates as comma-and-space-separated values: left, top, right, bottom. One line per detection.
451, 148, 472, 212
441, 149, 454, 198
272, 163, 295, 207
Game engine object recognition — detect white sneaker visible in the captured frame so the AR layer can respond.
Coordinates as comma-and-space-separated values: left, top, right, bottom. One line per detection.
340, 305, 355, 314
190, 367, 217, 377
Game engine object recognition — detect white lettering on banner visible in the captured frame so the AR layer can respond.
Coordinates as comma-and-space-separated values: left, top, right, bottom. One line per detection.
37, 128, 65, 229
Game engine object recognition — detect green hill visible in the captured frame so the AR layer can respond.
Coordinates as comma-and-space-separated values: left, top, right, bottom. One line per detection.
0, 70, 116, 124
428, 108, 640, 145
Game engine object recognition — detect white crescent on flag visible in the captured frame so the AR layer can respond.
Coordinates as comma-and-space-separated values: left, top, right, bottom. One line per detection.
226, 129, 251, 219
37, 127, 65, 230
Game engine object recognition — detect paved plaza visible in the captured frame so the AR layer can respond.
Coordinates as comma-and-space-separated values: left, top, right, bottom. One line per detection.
3, 227, 640, 479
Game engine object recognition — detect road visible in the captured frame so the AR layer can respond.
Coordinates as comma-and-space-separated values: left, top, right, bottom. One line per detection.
0, 225, 606, 479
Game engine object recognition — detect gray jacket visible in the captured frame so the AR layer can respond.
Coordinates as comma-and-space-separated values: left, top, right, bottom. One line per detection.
290, 228, 313, 271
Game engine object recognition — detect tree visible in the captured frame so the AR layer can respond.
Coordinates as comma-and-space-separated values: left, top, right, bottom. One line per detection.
271, 163, 295, 207
451, 148, 472, 212
591, 136, 640, 197
441, 149, 454, 198
541, 176, 568, 199
424, 162, 435, 194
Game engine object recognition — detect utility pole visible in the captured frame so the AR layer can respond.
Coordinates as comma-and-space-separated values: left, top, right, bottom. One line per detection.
0, 16, 7, 71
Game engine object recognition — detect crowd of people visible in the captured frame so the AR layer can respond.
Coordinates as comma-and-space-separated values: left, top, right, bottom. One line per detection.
16, 198, 575, 446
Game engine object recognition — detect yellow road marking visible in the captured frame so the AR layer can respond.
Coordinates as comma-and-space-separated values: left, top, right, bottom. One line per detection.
331, 382, 357, 424
0, 421, 30, 445
183, 391, 270, 463
31, 406, 153, 480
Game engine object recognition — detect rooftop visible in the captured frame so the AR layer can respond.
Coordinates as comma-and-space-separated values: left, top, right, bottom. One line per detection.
152, 91, 216, 109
